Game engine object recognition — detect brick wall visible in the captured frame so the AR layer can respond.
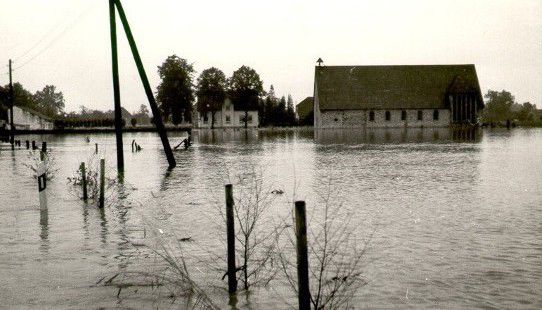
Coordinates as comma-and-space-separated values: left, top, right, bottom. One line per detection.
317, 109, 450, 128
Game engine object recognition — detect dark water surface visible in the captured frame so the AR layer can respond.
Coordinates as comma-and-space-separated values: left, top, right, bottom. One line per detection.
0, 128, 541, 309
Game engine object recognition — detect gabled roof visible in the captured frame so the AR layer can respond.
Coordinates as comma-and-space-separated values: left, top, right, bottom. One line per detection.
296, 97, 313, 119
315, 64, 483, 110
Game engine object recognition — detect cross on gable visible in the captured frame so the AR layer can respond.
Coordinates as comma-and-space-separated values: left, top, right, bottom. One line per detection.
317, 58, 324, 66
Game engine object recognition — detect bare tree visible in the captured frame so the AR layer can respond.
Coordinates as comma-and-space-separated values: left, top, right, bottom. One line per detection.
231, 168, 280, 290
276, 179, 372, 309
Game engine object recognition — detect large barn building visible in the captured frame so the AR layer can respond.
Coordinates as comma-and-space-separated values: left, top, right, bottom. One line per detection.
313, 64, 484, 128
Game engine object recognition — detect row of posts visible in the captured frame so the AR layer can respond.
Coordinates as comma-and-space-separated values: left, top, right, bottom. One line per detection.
32, 140, 104, 208
224, 185, 311, 310
79, 158, 106, 208
0, 138, 46, 153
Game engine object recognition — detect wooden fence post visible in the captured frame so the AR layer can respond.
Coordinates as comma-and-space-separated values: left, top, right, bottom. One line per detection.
225, 184, 237, 294
295, 200, 311, 310
99, 158, 105, 208
80, 162, 88, 201
40, 142, 47, 161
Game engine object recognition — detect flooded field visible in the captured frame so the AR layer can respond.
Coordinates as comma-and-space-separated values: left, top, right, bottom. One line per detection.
1, 128, 541, 309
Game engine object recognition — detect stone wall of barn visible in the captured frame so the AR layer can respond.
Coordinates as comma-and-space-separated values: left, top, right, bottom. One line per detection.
316, 109, 450, 128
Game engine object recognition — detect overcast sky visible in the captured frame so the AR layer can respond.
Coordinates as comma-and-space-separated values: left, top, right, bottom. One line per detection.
1, 0, 541, 113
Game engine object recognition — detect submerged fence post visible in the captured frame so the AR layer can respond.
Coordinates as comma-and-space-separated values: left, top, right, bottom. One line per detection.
80, 162, 88, 201
40, 142, 47, 161
95, 143, 98, 154
37, 161, 47, 210
26, 140, 29, 149
225, 184, 237, 294
295, 200, 310, 310
99, 158, 105, 208
32, 141, 36, 150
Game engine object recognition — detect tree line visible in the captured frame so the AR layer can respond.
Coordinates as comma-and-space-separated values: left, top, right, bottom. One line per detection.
2, 55, 300, 129
156, 54, 297, 128
1, 83, 65, 118
481, 89, 541, 127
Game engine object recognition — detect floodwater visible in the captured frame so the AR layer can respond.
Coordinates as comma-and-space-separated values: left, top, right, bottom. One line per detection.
0, 128, 541, 309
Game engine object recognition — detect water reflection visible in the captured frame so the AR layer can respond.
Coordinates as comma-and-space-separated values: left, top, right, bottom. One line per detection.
99, 207, 108, 246
196, 129, 259, 144
315, 127, 481, 144
39, 207, 49, 253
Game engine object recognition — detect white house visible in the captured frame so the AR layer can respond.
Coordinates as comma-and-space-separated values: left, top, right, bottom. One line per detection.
6, 105, 54, 130
195, 98, 259, 128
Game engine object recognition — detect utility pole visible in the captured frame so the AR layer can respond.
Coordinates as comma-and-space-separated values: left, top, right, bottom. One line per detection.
109, 0, 124, 174
112, 0, 176, 169
9, 59, 14, 145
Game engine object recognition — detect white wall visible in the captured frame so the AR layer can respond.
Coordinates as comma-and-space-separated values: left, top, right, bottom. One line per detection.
8, 107, 54, 130
196, 99, 259, 128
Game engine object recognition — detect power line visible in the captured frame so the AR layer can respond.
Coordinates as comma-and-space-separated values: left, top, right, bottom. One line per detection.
13, 2, 98, 72
13, 14, 70, 62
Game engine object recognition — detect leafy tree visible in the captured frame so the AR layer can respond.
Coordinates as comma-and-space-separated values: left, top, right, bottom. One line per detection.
5, 82, 35, 109
132, 104, 151, 124
515, 102, 537, 122
228, 66, 264, 128
261, 85, 277, 126
137, 104, 150, 117
130, 118, 137, 127
482, 90, 514, 124
196, 67, 227, 129
156, 55, 195, 125
33, 85, 65, 117
276, 96, 287, 126
286, 94, 296, 126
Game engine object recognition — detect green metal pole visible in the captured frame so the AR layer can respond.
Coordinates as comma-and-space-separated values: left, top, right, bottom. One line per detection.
113, 0, 176, 169
9, 59, 14, 146
109, 0, 124, 173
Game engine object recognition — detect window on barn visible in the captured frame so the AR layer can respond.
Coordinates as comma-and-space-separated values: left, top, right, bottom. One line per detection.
401, 110, 407, 121
433, 109, 439, 120
417, 110, 423, 121
369, 111, 375, 121
225, 115, 231, 123
385, 111, 391, 121
247, 114, 253, 123
203, 114, 208, 123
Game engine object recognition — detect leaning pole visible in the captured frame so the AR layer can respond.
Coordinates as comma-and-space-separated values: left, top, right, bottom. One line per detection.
110, 0, 176, 169
109, 0, 124, 173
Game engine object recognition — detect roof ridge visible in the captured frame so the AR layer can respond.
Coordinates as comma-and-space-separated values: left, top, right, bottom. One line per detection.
315, 64, 475, 68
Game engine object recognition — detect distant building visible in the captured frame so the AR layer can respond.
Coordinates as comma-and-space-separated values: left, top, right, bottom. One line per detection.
313, 64, 484, 128
296, 97, 313, 125
6, 105, 54, 130
195, 98, 259, 128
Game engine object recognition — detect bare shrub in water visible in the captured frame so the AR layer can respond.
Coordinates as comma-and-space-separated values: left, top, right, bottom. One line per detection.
217, 168, 280, 291
100, 201, 219, 309
276, 180, 372, 309
66, 154, 125, 207
22, 151, 59, 180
